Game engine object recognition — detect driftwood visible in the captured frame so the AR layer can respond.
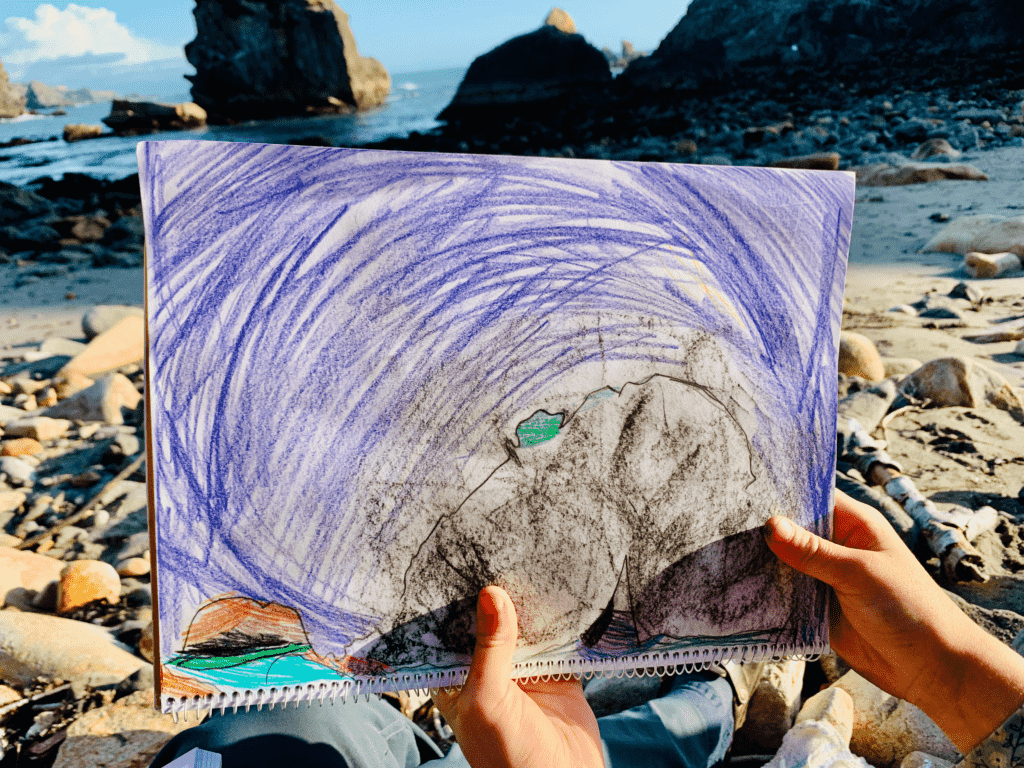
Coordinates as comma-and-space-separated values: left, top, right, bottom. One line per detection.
844, 419, 988, 583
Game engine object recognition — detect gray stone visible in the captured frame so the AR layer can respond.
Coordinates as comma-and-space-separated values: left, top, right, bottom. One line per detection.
44, 373, 141, 425
93, 250, 143, 268
100, 216, 144, 248
948, 281, 983, 306
918, 304, 965, 320
102, 100, 206, 135
0, 456, 36, 486
0, 184, 51, 226
81, 305, 144, 341
0, 222, 61, 251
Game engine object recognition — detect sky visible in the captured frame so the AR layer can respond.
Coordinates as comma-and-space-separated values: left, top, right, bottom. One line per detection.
0, 0, 694, 98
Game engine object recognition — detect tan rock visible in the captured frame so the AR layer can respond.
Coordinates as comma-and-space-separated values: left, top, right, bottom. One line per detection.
796, 686, 854, 745
964, 251, 1023, 278
922, 213, 1024, 256
62, 123, 104, 143
57, 560, 121, 613
44, 373, 141, 425
58, 315, 145, 379
2, 437, 43, 456
139, 621, 154, 662
0, 532, 21, 547
13, 377, 47, 395
832, 671, 958, 768
910, 138, 961, 161
839, 331, 885, 381
0, 381, 10, 395
0, 489, 27, 515
116, 557, 151, 577
734, 659, 806, 752
53, 371, 96, 399
544, 7, 577, 34
14, 393, 36, 411
900, 753, 954, 768
881, 357, 922, 377
0, 610, 143, 686
0, 683, 20, 706
854, 162, 988, 186
51, 690, 193, 768
899, 356, 1024, 422
0, 545, 65, 608
770, 152, 841, 171
4, 416, 72, 441
36, 387, 58, 408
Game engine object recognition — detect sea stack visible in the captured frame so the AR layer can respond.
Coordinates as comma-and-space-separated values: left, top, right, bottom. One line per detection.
623, 0, 1024, 89
438, 7, 611, 123
185, 0, 390, 121
0, 59, 25, 118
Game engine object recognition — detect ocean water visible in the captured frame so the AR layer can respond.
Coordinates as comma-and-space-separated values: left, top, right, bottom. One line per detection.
0, 67, 464, 185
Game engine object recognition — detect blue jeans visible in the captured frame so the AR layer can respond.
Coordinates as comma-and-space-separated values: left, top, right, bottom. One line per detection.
149, 672, 734, 768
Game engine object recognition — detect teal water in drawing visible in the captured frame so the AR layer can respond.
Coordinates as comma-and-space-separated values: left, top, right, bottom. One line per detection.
171, 652, 353, 690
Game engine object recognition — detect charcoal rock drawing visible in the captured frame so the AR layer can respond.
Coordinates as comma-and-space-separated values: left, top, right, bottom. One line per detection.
140, 140, 852, 697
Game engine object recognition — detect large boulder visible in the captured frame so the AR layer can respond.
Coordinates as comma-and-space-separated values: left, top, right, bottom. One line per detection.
103, 99, 207, 135
623, 0, 1024, 89
185, 0, 390, 120
438, 9, 611, 122
0, 59, 25, 118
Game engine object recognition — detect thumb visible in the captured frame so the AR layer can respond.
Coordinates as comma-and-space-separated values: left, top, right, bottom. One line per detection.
764, 516, 856, 587
464, 585, 518, 705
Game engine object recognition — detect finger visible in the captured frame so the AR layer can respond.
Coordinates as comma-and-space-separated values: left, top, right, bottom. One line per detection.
464, 585, 518, 706
833, 489, 904, 551
764, 515, 859, 587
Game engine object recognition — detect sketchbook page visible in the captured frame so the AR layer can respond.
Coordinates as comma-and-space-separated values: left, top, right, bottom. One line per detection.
139, 141, 852, 714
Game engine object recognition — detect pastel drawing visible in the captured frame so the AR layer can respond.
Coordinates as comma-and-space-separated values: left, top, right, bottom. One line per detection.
139, 141, 853, 706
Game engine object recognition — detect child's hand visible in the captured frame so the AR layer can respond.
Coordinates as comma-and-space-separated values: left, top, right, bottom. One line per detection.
432, 586, 604, 768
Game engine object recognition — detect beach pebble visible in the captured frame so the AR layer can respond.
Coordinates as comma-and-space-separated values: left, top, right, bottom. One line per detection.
44, 373, 141, 425
13, 393, 36, 411
60, 316, 145, 379
796, 686, 855, 745
124, 585, 152, 608
1015, 339, 1024, 357
854, 161, 988, 186
918, 304, 965, 320
13, 377, 48, 396
53, 371, 96, 400
81, 306, 145, 341
910, 138, 960, 161
964, 251, 1023, 279
922, 214, 1024, 257
39, 337, 88, 358
0, 545, 65, 609
770, 152, 840, 170
948, 281, 983, 305
833, 671, 958, 768
57, 560, 121, 614
71, 470, 102, 487
839, 332, 885, 381
899, 356, 1024, 419
900, 753, 953, 768
0, 610, 143, 687
0, 684, 20, 707
51, 689, 192, 768
734, 658, 806, 752
0, 456, 36, 486
36, 387, 57, 408
888, 304, 918, 315
1, 437, 42, 457
881, 358, 922, 377
761, 720, 868, 768
116, 557, 150, 577
5, 416, 72, 441
138, 621, 154, 662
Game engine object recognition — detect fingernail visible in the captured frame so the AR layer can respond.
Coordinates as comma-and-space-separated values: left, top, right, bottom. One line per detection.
773, 517, 795, 541
478, 588, 503, 636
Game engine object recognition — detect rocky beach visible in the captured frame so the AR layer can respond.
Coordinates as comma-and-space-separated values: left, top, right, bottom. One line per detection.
2, 0, 1024, 765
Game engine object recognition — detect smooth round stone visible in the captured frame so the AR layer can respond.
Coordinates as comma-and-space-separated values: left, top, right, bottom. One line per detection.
57, 560, 121, 614
116, 557, 150, 577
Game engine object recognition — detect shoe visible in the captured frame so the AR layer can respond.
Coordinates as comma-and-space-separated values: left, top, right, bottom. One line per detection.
715, 661, 768, 730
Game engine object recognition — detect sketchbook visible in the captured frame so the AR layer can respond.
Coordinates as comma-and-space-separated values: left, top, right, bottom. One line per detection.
139, 141, 853, 715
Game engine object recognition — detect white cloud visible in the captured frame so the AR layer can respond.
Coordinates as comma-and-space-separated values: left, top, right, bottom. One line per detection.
1, 4, 182, 79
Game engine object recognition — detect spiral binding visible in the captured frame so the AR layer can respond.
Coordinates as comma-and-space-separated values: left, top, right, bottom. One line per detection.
162, 640, 827, 718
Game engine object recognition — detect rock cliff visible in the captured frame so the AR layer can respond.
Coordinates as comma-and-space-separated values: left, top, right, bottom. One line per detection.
185, 0, 390, 121
625, 0, 1024, 89
438, 8, 610, 123
0, 60, 25, 118
26, 81, 73, 109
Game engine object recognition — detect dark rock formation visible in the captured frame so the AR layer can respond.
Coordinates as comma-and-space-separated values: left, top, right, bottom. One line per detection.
0, 60, 25, 118
103, 100, 207, 135
624, 0, 1024, 90
438, 9, 611, 123
185, 0, 390, 121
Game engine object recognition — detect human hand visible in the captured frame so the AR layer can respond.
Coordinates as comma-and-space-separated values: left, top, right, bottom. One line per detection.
432, 586, 604, 768
765, 489, 1024, 753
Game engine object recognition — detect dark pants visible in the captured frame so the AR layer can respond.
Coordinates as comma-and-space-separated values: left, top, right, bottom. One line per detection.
150, 672, 734, 768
